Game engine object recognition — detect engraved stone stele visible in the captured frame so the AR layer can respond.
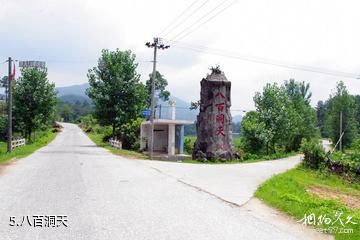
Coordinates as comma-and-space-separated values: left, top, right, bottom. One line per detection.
192, 67, 235, 162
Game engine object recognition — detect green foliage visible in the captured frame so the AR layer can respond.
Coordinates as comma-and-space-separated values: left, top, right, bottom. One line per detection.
86, 49, 146, 137
0, 129, 57, 164
316, 100, 327, 137
145, 71, 170, 107
13, 67, 57, 142
241, 111, 271, 152
118, 118, 142, 150
78, 114, 97, 131
256, 167, 360, 240
328, 149, 360, 179
242, 79, 318, 155
56, 99, 92, 123
184, 138, 194, 154
324, 81, 358, 149
0, 115, 7, 141
300, 138, 326, 169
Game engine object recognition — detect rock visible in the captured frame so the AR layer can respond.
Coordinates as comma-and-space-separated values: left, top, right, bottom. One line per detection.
193, 68, 235, 161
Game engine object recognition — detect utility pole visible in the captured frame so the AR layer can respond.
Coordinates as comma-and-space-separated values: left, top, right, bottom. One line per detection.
145, 38, 170, 159
339, 111, 343, 152
7, 57, 12, 152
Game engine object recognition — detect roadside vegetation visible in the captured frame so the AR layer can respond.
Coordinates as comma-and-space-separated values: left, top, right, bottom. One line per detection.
184, 135, 297, 163
0, 128, 58, 164
256, 81, 360, 239
77, 48, 172, 159
0, 67, 58, 164
79, 114, 146, 159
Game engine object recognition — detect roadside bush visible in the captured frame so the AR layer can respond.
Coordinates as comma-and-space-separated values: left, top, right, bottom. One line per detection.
184, 138, 193, 154
0, 115, 7, 141
300, 139, 325, 169
328, 151, 360, 178
119, 118, 142, 150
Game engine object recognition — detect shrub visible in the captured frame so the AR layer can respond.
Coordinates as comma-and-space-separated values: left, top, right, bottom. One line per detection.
300, 139, 325, 169
119, 118, 142, 150
184, 138, 193, 154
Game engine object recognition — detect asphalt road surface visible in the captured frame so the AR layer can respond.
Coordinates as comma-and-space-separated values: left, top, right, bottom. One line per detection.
0, 123, 332, 240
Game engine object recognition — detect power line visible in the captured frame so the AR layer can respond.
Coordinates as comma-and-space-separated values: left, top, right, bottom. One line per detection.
168, 0, 236, 43
159, 0, 200, 36
162, 0, 211, 38
170, 41, 360, 79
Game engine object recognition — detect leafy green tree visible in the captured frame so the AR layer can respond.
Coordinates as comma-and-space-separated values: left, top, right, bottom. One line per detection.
13, 67, 57, 141
56, 100, 75, 122
283, 79, 318, 151
119, 117, 142, 150
316, 100, 327, 137
324, 81, 358, 149
241, 111, 272, 153
86, 49, 146, 137
355, 95, 360, 128
254, 83, 292, 152
145, 71, 170, 107
245, 79, 318, 154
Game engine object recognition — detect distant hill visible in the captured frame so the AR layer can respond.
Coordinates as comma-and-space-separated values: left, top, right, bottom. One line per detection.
232, 115, 243, 123
56, 83, 90, 99
56, 82, 199, 121
59, 94, 90, 105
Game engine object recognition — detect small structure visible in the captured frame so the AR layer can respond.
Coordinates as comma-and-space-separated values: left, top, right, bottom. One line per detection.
193, 67, 236, 161
11, 137, 26, 150
109, 138, 122, 149
140, 100, 193, 160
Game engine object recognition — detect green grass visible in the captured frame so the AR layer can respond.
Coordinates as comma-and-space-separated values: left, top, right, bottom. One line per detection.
256, 167, 360, 239
86, 131, 147, 159
0, 130, 57, 164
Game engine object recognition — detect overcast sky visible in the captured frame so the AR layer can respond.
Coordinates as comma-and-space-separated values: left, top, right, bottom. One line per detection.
1, 0, 360, 112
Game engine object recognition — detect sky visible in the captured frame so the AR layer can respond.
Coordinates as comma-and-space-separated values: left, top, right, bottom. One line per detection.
1, 0, 360, 112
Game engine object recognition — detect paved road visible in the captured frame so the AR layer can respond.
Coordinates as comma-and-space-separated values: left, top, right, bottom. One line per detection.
0, 123, 331, 240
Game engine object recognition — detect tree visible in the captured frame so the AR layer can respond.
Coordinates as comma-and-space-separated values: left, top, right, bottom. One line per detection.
13, 67, 57, 141
145, 71, 170, 107
86, 49, 146, 137
56, 100, 75, 122
316, 100, 327, 137
355, 95, 360, 128
324, 81, 358, 149
241, 111, 272, 153
245, 79, 318, 154
283, 79, 318, 150
254, 83, 292, 152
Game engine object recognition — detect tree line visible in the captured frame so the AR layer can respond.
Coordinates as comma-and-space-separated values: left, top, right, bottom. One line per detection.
241, 79, 360, 155
0, 67, 57, 142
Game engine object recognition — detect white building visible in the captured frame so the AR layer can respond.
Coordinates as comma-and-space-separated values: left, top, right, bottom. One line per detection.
140, 101, 193, 159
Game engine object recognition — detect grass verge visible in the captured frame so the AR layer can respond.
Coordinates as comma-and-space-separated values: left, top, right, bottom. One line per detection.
0, 130, 57, 164
255, 167, 360, 240
86, 131, 147, 159
183, 152, 298, 164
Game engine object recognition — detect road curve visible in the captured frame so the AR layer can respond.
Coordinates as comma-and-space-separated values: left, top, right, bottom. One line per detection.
0, 123, 331, 240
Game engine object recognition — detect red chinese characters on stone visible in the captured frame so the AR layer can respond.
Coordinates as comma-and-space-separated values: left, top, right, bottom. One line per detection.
216, 114, 225, 124
214, 90, 226, 137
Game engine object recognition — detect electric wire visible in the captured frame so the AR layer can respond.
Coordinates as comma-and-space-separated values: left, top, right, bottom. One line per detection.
159, 0, 200, 36
168, 0, 237, 43
169, 41, 360, 79
162, 0, 211, 38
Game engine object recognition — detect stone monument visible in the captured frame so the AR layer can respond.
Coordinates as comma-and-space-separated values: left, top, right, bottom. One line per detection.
193, 67, 235, 161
